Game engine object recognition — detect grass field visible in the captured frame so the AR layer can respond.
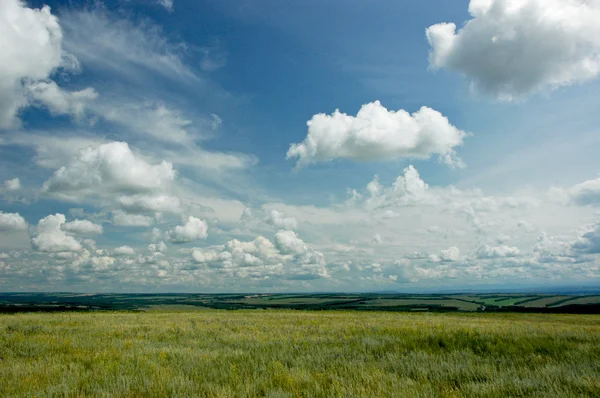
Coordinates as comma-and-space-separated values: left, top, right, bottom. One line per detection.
1, 310, 599, 397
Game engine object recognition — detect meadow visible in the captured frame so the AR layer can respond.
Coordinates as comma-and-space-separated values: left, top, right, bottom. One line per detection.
1, 310, 599, 397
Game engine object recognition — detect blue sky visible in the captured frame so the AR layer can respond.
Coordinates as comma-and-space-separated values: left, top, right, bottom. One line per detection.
1, 0, 600, 292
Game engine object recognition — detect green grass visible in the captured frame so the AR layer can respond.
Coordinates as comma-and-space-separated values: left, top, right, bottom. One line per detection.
1, 311, 599, 397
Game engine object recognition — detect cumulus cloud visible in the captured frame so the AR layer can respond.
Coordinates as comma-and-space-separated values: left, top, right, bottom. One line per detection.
275, 230, 307, 255
287, 101, 466, 168
0, 0, 93, 128
192, 232, 329, 280
192, 236, 282, 279
62, 219, 103, 235
166, 216, 208, 243
265, 210, 298, 230
31, 214, 82, 252
113, 246, 136, 256
0, 211, 28, 231
427, 0, 600, 100
476, 244, 520, 258
3, 178, 20, 191
42, 142, 176, 201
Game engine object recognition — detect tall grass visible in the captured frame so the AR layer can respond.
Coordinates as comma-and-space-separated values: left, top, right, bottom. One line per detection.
1, 310, 599, 397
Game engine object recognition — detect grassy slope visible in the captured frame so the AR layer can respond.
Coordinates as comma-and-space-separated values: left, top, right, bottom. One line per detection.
1, 311, 599, 397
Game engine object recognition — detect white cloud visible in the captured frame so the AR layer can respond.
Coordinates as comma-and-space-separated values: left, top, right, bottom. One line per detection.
265, 210, 298, 230
476, 244, 520, 258
274, 230, 307, 255
191, 232, 329, 280
372, 233, 383, 244
27, 81, 97, 119
571, 223, 600, 254
113, 246, 136, 256
391, 165, 428, 198
166, 216, 208, 243
3, 134, 108, 169
148, 241, 168, 253
3, 178, 20, 191
287, 101, 466, 168
0, 212, 27, 231
60, 8, 196, 82
89, 255, 116, 271
98, 101, 193, 145
157, 147, 258, 173
0, 0, 94, 128
0, 0, 63, 128
430, 246, 461, 263
42, 142, 176, 201
112, 211, 155, 227
31, 214, 82, 252
158, 0, 174, 12
119, 194, 182, 214
427, 0, 600, 100
62, 219, 103, 235
569, 177, 600, 206
192, 236, 283, 279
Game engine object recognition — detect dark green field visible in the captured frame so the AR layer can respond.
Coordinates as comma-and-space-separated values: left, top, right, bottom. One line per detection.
1, 292, 599, 313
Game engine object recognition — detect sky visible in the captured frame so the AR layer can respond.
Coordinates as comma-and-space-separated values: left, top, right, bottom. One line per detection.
1, 0, 600, 293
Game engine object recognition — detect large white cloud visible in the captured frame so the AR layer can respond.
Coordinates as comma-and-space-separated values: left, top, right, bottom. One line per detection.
42, 142, 176, 201
0, 211, 27, 231
0, 0, 94, 128
31, 214, 82, 252
287, 101, 466, 168
166, 216, 208, 243
427, 0, 600, 100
